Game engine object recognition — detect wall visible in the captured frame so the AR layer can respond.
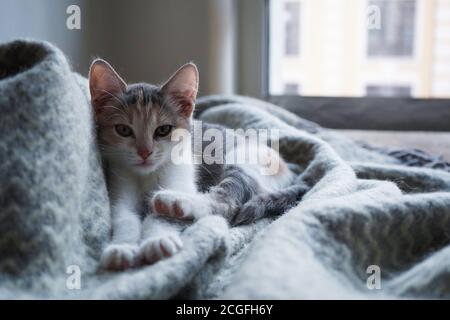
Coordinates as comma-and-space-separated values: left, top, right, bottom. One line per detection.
237, 0, 266, 98
0, 0, 87, 71
0, 0, 238, 96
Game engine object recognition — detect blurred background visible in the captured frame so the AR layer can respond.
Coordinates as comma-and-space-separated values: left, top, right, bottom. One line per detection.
2, 0, 449, 98
0, 0, 241, 96
1, 0, 449, 155
270, 0, 450, 98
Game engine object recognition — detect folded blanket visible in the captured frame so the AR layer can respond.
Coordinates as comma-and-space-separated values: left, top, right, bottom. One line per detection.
1, 40, 450, 299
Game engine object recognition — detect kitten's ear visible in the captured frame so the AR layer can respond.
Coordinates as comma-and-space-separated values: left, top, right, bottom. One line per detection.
161, 63, 199, 118
89, 59, 127, 114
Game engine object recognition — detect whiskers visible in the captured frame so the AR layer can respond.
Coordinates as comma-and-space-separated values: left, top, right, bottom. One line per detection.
98, 144, 137, 162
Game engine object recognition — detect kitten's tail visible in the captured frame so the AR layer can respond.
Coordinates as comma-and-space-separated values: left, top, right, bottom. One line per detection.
232, 181, 309, 226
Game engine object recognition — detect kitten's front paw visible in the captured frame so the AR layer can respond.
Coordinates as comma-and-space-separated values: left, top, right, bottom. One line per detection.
138, 234, 183, 265
151, 190, 210, 220
99, 243, 139, 271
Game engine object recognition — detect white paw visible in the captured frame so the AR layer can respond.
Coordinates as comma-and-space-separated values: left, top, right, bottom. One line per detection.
151, 190, 210, 220
138, 234, 183, 265
99, 243, 139, 271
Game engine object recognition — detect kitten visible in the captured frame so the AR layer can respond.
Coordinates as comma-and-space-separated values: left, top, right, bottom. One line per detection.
89, 60, 295, 271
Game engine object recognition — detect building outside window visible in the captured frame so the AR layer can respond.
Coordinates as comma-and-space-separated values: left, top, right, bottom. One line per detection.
284, 83, 300, 94
269, 0, 450, 98
284, 2, 300, 56
366, 85, 412, 97
367, 0, 416, 57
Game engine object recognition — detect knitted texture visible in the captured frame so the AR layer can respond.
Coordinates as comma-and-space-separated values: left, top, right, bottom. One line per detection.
1, 41, 450, 299
195, 97, 450, 299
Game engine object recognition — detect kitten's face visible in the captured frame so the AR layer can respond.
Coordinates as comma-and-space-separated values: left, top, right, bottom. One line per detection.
89, 60, 198, 175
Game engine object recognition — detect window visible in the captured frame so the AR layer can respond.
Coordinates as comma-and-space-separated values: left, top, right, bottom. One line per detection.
267, 0, 450, 99
284, 2, 300, 56
284, 83, 300, 94
368, 0, 416, 57
261, 0, 450, 130
366, 85, 412, 97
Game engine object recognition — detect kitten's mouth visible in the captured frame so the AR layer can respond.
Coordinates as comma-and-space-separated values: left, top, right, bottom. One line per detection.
135, 160, 152, 167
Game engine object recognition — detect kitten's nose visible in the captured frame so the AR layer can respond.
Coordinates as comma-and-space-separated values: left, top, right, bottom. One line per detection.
138, 149, 152, 160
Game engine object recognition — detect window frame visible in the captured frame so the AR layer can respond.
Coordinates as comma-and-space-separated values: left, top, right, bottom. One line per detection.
365, 84, 412, 97
366, 0, 418, 59
259, 0, 450, 132
283, 1, 301, 56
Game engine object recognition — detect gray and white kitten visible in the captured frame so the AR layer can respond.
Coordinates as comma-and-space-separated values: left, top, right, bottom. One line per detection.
89, 60, 298, 271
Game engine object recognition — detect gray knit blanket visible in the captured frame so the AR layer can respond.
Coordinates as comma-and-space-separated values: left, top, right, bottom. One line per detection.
1, 40, 450, 299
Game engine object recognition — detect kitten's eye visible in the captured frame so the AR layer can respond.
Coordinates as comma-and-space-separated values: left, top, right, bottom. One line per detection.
115, 124, 133, 137
154, 125, 173, 138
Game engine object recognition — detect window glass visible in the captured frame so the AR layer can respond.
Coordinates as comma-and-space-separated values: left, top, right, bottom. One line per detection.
366, 85, 412, 97
284, 83, 300, 94
368, 0, 416, 57
284, 2, 301, 55
269, 0, 450, 98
